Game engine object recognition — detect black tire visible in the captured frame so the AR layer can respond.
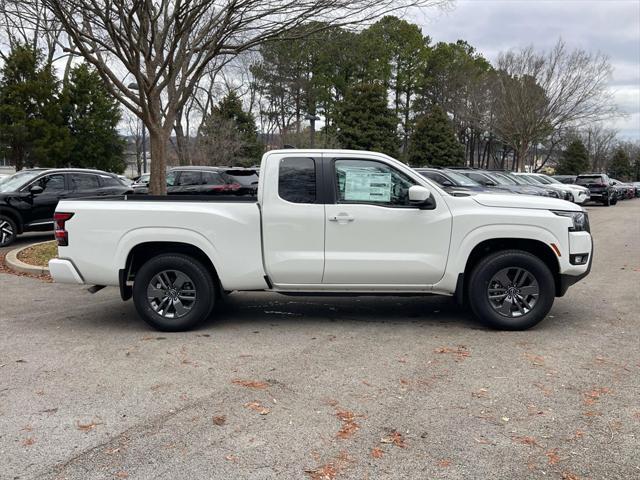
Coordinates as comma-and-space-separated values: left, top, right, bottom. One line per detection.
0, 214, 17, 247
611, 195, 618, 205
132, 253, 216, 331
602, 195, 610, 206
467, 250, 555, 331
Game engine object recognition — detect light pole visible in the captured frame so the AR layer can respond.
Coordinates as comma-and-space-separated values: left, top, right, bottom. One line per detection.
127, 82, 147, 174
304, 113, 320, 148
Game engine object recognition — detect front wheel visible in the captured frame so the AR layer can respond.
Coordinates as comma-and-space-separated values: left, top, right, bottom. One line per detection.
132, 254, 216, 331
467, 250, 555, 330
0, 215, 17, 247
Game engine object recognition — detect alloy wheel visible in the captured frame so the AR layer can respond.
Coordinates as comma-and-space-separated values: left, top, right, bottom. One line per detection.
487, 267, 539, 318
0, 219, 14, 246
147, 269, 197, 318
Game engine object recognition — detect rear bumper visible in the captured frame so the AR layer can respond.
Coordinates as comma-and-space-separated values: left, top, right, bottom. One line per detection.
48, 258, 84, 284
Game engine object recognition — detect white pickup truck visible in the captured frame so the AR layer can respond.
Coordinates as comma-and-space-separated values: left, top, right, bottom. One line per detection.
49, 150, 592, 331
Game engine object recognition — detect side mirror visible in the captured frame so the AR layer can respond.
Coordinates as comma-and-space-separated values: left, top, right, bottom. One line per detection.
485, 180, 497, 186
409, 185, 436, 210
29, 185, 44, 195
441, 180, 454, 187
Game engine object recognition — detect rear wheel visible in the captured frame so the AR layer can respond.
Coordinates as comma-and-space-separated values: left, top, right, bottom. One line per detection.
0, 215, 17, 247
468, 250, 555, 330
132, 254, 216, 331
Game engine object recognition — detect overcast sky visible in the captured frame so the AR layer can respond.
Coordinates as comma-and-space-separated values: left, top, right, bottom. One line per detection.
411, 0, 640, 140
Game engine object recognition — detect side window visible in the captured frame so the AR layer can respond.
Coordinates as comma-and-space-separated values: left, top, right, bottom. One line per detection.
36, 174, 65, 193
70, 174, 100, 191
334, 159, 414, 207
278, 157, 316, 204
177, 171, 202, 186
100, 175, 122, 187
166, 171, 178, 186
202, 171, 225, 185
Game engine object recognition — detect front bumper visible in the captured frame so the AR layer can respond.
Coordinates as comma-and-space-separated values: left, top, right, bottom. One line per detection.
557, 234, 593, 296
49, 258, 84, 284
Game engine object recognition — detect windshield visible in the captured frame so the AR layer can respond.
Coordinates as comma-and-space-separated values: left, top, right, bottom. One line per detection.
443, 170, 480, 186
518, 175, 542, 185
486, 172, 516, 185
0, 170, 42, 192
537, 175, 558, 184
576, 175, 605, 185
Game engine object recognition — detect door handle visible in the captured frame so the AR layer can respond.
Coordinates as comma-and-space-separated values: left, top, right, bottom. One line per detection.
329, 213, 355, 223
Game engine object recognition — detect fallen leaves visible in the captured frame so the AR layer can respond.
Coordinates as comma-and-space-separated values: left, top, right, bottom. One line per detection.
114, 472, 129, 479
472, 388, 489, 398
21, 437, 35, 447
370, 447, 384, 459
244, 401, 270, 415
583, 387, 611, 406
437, 459, 452, 468
434, 345, 470, 362
212, 415, 226, 426
335, 410, 361, 439
76, 420, 103, 432
232, 379, 269, 390
524, 353, 545, 366
381, 431, 406, 448
512, 436, 539, 447
305, 451, 351, 480
545, 449, 561, 465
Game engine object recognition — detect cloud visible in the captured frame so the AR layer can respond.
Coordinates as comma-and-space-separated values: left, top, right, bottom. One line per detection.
411, 0, 640, 139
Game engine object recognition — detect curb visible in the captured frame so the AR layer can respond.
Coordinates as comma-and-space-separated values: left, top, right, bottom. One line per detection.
4, 241, 52, 275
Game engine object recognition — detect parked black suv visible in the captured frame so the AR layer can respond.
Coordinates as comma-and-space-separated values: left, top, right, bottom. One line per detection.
575, 173, 618, 206
0, 168, 132, 247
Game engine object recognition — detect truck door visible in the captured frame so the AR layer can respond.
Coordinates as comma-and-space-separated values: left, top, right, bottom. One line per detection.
261, 155, 325, 285
323, 157, 452, 286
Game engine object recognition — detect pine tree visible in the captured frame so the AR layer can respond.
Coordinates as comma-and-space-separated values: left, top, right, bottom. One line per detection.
556, 139, 590, 175
62, 64, 125, 173
407, 106, 464, 167
199, 91, 262, 166
0, 44, 71, 170
608, 148, 632, 180
336, 83, 398, 157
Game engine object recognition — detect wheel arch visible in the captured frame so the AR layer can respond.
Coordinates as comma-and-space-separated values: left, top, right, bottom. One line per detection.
457, 238, 562, 304
120, 241, 222, 301
0, 206, 23, 234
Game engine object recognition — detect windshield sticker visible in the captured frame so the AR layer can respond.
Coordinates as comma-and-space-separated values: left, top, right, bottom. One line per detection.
344, 169, 392, 202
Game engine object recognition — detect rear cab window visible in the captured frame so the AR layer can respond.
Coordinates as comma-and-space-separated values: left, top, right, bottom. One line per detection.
278, 157, 316, 204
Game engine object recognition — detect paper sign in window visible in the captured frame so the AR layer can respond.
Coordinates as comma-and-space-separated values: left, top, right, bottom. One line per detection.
344, 170, 392, 202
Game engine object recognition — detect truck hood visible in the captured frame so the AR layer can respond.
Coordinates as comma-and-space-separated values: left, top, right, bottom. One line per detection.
472, 193, 582, 211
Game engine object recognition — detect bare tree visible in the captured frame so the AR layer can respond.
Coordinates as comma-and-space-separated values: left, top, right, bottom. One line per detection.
493, 39, 617, 171
36, 0, 448, 194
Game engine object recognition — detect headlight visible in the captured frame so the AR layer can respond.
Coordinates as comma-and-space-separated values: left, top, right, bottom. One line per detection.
551, 210, 590, 232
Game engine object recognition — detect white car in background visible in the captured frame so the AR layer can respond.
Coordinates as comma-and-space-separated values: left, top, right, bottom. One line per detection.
515, 173, 590, 204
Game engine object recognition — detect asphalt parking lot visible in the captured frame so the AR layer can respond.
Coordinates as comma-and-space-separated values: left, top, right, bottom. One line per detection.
1, 201, 639, 480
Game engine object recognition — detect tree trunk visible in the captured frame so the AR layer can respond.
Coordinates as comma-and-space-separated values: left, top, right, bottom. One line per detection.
174, 119, 190, 166
148, 127, 168, 195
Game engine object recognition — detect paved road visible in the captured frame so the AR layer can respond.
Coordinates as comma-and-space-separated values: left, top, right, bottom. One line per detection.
1, 201, 639, 480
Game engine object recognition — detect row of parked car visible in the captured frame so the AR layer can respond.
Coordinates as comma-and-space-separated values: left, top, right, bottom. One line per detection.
416, 167, 640, 206
0, 162, 637, 248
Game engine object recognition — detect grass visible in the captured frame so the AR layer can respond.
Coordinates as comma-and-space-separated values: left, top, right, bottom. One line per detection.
17, 241, 58, 267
